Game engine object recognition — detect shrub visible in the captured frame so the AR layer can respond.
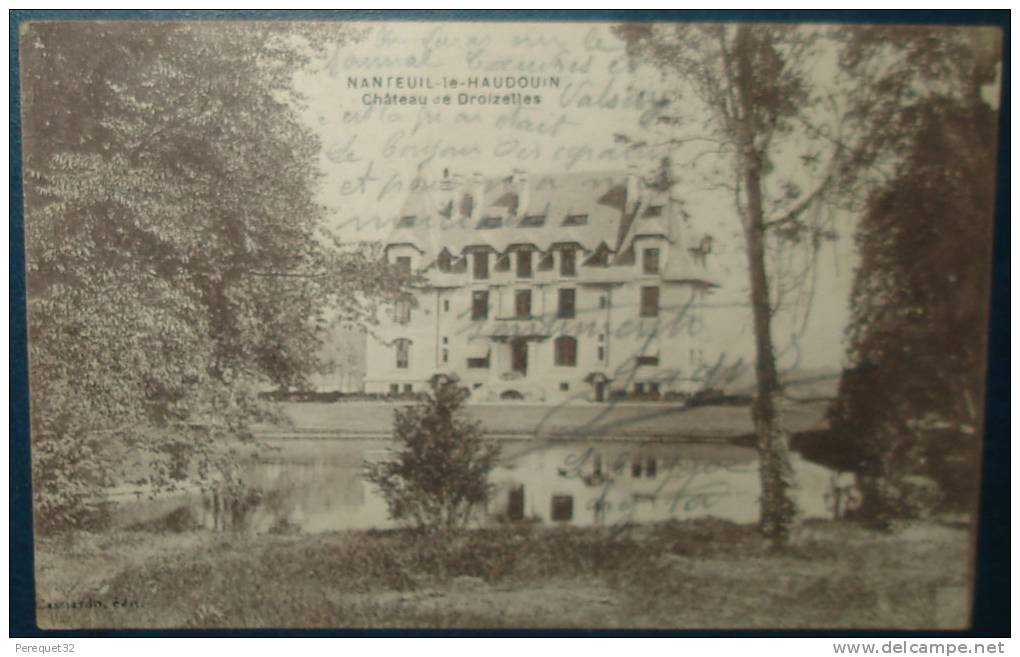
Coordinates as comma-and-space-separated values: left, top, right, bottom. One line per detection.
364, 375, 500, 532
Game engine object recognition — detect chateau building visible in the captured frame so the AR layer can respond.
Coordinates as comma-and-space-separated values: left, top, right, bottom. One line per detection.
364, 167, 721, 403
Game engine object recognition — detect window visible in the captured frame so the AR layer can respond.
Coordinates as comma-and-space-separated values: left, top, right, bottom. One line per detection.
515, 289, 532, 318
649, 382, 660, 396
634, 382, 645, 395
396, 256, 411, 275
442, 336, 448, 345
646, 457, 658, 478
560, 248, 576, 277
597, 346, 605, 361
478, 216, 503, 229
508, 485, 525, 521
640, 286, 659, 317
517, 250, 532, 278
442, 348, 449, 364
394, 299, 411, 325
473, 252, 489, 280
644, 205, 664, 218
631, 460, 643, 478
471, 291, 489, 320
467, 357, 490, 369
389, 384, 399, 395
461, 193, 474, 217
551, 495, 574, 522
403, 384, 413, 394
520, 214, 545, 227
554, 336, 577, 367
397, 215, 416, 228
636, 355, 659, 367
643, 248, 660, 275
560, 382, 569, 391
563, 214, 588, 226
395, 339, 410, 369
599, 295, 607, 309
437, 251, 452, 272
558, 288, 576, 319
443, 299, 450, 313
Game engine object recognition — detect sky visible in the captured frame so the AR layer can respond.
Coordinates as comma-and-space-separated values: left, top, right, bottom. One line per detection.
293, 21, 859, 373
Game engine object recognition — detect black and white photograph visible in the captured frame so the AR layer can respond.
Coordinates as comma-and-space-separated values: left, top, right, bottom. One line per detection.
13, 13, 1005, 631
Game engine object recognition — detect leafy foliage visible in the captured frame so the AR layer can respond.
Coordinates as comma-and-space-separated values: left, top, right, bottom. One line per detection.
830, 27, 1000, 520
20, 22, 403, 529
365, 377, 501, 532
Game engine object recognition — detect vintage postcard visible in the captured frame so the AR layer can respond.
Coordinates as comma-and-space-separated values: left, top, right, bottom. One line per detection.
17, 16, 1002, 630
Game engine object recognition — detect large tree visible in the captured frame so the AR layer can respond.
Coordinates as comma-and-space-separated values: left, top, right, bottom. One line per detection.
828, 26, 1000, 519
20, 21, 402, 529
614, 23, 853, 544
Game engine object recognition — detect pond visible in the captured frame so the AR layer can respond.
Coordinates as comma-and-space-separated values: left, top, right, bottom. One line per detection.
109, 438, 840, 533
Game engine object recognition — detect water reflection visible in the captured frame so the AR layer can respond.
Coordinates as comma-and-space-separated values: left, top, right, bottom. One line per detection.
111, 438, 837, 533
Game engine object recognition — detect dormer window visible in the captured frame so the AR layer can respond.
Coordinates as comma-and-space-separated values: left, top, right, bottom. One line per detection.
397, 215, 416, 228
520, 214, 545, 227
563, 214, 588, 226
560, 247, 577, 277
478, 216, 503, 229
643, 248, 660, 275
644, 205, 664, 218
517, 250, 532, 278
473, 252, 489, 280
437, 251, 452, 273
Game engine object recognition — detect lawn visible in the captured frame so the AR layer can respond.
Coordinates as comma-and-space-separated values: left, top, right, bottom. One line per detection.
34, 518, 972, 630
261, 399, 829, 440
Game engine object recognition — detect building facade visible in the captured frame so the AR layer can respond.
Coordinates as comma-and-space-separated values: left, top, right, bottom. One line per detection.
364, 167, 724, 403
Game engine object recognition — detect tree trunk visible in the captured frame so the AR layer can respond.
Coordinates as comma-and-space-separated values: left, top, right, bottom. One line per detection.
734, 25, 798, 545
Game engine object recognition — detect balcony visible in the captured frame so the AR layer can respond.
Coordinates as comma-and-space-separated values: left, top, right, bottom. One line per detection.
478, 317, 553, 339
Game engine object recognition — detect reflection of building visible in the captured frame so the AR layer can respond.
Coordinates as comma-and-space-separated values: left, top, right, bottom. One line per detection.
364, 167, 721, 402
486, 442, 835, 526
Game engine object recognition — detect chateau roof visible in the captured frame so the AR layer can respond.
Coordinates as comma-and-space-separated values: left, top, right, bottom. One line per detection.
385, 168, 717, 286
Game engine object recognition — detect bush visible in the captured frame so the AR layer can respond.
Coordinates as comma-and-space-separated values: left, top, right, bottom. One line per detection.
364, 375, 500, 532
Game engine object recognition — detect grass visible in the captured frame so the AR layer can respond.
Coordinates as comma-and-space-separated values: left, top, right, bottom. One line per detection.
34, 518, 972, 630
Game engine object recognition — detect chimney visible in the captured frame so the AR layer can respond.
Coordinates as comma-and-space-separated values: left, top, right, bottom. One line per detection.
511, 169, 530, 217
434, 165, 456, 221
625, 164, 642, 214
470, 171, 485, 222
